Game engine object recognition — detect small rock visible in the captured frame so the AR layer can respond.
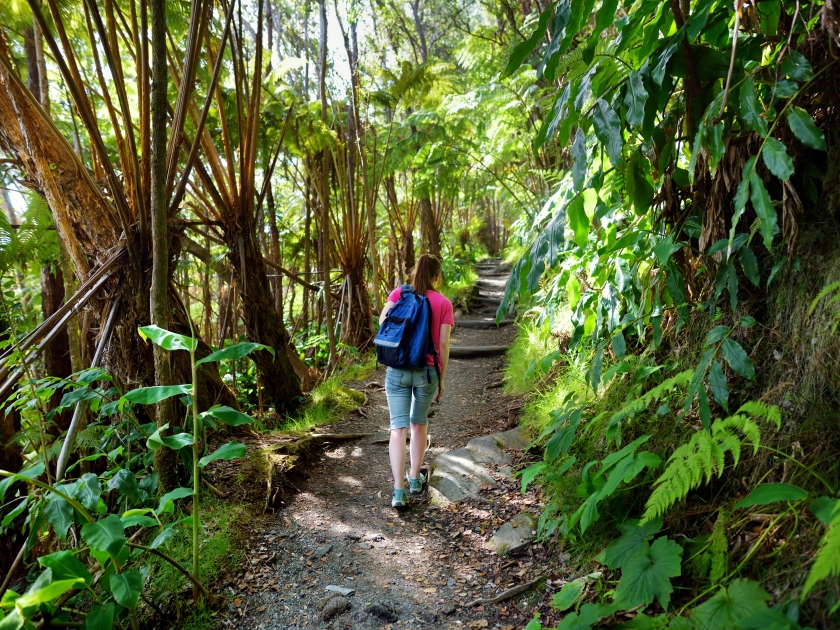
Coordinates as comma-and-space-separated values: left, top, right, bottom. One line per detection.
367, 602, 398, 622
325, 585, 355, 597
439, 603, 457, 616
447, 578, 457, 587
487, 513, 537, 555
313, 543, 333, 559
322, 596, 349, 621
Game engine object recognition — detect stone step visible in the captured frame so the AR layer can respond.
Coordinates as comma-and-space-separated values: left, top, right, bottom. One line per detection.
449, 345, 509, 358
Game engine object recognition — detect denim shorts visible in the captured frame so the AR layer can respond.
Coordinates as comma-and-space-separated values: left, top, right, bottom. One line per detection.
384, 366, 438, 430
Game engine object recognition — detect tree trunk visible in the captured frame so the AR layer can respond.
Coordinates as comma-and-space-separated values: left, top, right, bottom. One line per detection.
40, 264, 73, 434
149, 0, 179, 493
419, 196, 440, 258
226, 225, 302, 413
340, 262, 374, 350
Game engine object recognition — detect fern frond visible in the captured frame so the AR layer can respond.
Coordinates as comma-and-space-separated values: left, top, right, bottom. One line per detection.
607, 370, 692, 436
76, 425, 107, 450
807, 280, 840, 317
736, 401, 781, 429
803, 508, 840, 597
642, 411, 767, 522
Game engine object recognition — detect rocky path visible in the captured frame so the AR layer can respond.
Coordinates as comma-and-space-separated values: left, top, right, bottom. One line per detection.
221, 261, 561, 630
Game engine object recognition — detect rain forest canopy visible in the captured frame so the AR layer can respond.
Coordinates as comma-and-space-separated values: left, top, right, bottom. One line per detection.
0, 0, 838, 628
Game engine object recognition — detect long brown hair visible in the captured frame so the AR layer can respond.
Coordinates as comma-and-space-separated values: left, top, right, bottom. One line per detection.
411, 254, 443, 296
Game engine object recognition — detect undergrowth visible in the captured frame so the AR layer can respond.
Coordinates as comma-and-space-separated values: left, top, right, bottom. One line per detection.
276, 366, 368, 433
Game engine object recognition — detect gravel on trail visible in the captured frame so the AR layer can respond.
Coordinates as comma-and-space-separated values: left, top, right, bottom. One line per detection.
218, 264, 562, 630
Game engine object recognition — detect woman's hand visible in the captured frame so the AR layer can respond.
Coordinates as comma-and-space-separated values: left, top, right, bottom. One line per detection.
436, 379, 445, 403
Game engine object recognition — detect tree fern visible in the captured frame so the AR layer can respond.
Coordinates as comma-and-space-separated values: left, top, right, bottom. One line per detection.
642, 403, 780, 522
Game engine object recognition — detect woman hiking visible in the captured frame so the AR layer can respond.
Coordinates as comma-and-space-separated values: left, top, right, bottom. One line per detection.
378, 254, 454, 508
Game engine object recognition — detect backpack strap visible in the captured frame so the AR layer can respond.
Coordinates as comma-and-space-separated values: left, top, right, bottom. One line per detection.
401, 283, 415, 295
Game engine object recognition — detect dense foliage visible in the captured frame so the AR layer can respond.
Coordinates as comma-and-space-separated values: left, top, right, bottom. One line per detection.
498, 0, 840, 627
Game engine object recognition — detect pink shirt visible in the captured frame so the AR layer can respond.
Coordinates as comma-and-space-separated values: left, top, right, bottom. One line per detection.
387, 287, 455, 366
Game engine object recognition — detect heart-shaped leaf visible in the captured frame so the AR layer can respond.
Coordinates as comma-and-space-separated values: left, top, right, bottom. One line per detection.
198, 441, 247, 467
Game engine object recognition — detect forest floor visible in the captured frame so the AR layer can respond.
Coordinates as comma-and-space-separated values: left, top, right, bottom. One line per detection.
212, 263, 565, 630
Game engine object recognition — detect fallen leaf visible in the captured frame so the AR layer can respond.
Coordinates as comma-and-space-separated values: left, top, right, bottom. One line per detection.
257, 606, 266, 612
468, 621, 488, 629
234, 598, 242, 608
423, 587, 437, 593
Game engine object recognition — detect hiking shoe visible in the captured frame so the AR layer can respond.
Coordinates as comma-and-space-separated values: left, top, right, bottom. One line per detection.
408, 472, 426, 495
391, 488, 408, 508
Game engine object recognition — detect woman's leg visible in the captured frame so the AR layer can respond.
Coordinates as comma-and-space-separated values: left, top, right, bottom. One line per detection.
407, 368, 438, 479
408, 422, 427, 479
384, 367, 412, 490
389, 427, 409, 489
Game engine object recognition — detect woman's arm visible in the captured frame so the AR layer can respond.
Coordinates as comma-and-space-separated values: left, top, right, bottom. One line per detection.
379, 301, 395, 324
437, 323, 451, 402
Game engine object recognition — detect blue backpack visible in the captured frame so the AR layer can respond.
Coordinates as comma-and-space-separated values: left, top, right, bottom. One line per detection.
374, 285, 440, 385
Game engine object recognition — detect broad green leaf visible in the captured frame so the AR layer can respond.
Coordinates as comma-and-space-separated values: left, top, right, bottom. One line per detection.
556, 603, 619, 630
762, 138, 794, 180
613, 536, 683, 609
738, 246, 760, 287
653, 235, 682, 267
593, 99, 622, 166
709, 122, 725, 171
196, 341, 275, 365
749, 171, 777, 250
809, 496, 840, 525
84, 603, 114, 630
730, 157, 755, 241
121, 515, 158, 528
687, 0, 715, 41
0, 463, 45, 503
110, 569, 143, 610
572, 129, 587, 192
150, 527, 179, 549
15, 578, 83, 609
81, 514, 126, 560
122, 384, 192, 405
690, 579, 769, 629
518, 462, 548, 494
708, 360, 729, 409
38, 551, 92, 587
552, 579, 584, 612
566, 275, 581, 308
146, 423, 192, 450
615, 612, 670, 629
0, 610, 24, 630
44, 494, 74, 541
197, 441, 247, 467
74, 473, 102, 511
721, 338, 755, 380
735, 483, 807, 509
500, 8, 551, 79
624, 70, 649, 128
737, 608, 805, 629
597, 518, 663, 570
567, 196, 588, 247
156, 487, 194, 514
628, 151, 654, 215
106, 469, 141, 502
200, 405, 255, 427
611, 331, 626, 358
739, 77, 768, 136
704, 325, 730, 346
138, 325, 197, 352
652, 40, 678, 85
781, 51, 813, 81
540, 0, 572, 79
786, 107, 826, 150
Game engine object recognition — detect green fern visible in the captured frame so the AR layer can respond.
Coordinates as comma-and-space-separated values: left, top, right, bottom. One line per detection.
642, 403, 780, 522
606, 369, 693, 441
802, 503, 840, 601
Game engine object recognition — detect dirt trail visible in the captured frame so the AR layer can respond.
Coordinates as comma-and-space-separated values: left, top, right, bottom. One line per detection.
223, 262, 553, 630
